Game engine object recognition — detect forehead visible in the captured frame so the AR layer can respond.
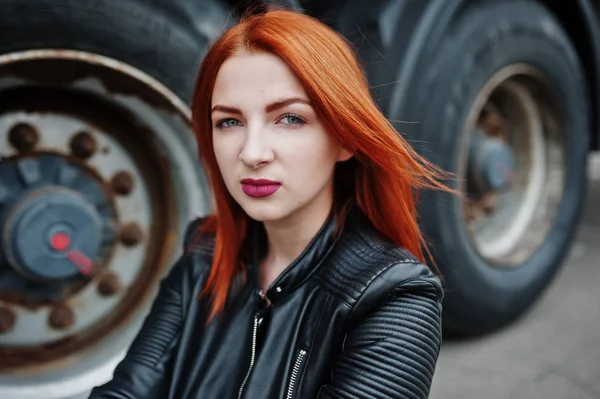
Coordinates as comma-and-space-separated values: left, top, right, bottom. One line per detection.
211, 51, 308, 106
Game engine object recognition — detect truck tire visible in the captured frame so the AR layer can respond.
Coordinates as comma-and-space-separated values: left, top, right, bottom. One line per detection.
0, 0, 226, 102
414, 0, 589, 336
0, 1, 223, 398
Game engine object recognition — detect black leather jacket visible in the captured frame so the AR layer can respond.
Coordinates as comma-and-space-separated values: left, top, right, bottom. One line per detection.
89, 209, 443, 399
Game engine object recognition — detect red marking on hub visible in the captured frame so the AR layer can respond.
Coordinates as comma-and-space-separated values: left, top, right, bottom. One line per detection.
50, 232, 71, 252
66, 250, 94, 275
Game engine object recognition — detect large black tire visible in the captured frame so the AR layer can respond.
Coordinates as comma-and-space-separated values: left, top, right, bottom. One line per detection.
0, 0, 226, 103
413, 0, 590, 336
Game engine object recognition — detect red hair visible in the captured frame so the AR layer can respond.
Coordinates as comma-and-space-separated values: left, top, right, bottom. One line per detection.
191, 9, 452, 320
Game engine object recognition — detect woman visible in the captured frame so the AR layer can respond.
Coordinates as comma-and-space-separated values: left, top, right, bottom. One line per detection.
90, 7, 451, 399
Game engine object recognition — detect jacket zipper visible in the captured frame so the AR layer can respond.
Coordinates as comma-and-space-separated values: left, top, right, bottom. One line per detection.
286, 348, 307, 399
237, 314, 259, 399
238, 288, 267, 399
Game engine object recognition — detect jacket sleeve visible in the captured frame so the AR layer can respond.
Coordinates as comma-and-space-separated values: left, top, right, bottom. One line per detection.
317, 279, 442, 399
88, 222, 200, 399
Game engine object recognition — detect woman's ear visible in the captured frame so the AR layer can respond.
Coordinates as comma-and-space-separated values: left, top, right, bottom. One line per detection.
337, 148, 353, 162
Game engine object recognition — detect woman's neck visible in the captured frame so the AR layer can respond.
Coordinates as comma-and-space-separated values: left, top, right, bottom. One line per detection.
259, 201, 332, 291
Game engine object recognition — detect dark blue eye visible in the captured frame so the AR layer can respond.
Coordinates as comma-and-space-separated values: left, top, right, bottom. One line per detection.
217, 118, 242, 128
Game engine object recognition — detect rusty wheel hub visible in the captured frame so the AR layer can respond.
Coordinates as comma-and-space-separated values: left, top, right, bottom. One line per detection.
461, 64, 565, 266
0, 91, 156, 353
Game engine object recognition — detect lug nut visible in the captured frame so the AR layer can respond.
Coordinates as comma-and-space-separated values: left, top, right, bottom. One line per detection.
111, 171, 134, 195
120, 223, 143, 247
98, 272, 121, 296
8, 123, 39, 153
481, 192, 497, 215
48, 305, 74, 330
464, 203, 476, 221
70, 131, 97, 159
0, 306, 16, 334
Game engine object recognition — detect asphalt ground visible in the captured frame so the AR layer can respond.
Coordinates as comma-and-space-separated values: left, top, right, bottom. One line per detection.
430, 152, 600, 399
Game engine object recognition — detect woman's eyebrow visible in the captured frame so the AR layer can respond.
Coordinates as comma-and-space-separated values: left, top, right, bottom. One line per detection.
211, 105, 242, 115
265, 97, 310, 113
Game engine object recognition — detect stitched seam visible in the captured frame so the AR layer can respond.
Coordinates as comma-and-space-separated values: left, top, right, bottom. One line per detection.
316, 276, 353, 308
317, 259, 424, 309
348, 261, 424, 319
395, 278, 443, 305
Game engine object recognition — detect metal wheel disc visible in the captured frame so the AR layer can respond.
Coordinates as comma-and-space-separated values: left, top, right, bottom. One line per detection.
0, 50, 209, 398
461, 64, 565, 267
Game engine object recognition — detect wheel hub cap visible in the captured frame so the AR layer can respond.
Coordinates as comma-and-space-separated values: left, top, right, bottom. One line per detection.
468, 129, 516, 193
1, 154, 114, 288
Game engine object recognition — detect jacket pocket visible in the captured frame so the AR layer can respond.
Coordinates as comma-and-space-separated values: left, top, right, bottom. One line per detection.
286, 347, 308, 399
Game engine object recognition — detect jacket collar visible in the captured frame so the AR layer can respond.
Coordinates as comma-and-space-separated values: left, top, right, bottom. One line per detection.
248, 208, 339, 305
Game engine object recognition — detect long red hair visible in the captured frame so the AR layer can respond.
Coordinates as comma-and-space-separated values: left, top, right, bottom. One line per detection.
191, 8, 451, 320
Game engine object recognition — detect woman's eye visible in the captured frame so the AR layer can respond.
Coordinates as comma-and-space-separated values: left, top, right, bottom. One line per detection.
216, 118, 242, 128
279, 114, 306, 126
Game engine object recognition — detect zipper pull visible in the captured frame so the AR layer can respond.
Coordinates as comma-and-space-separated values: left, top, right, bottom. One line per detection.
257, 288, 272, 308
257, 289, 266, 302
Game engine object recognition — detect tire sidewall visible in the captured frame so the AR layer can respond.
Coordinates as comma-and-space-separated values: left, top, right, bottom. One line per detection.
0, 0, 215, 103
416, 1, 589, 332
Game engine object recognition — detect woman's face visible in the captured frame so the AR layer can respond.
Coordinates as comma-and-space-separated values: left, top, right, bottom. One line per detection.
211, 51, 351, 225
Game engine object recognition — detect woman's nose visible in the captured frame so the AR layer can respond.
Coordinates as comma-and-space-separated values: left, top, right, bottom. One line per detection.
238, 126, 274, 169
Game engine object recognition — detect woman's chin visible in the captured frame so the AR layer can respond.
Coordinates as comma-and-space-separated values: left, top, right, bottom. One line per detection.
239, 201, 289, 223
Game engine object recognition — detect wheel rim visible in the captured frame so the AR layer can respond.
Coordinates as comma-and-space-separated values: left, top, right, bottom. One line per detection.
460, 64, 565, 267
0, 50, 209, 398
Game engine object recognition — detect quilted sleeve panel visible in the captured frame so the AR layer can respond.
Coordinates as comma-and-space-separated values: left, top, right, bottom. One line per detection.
87, 221, 203, 398
316, 279, 442, 399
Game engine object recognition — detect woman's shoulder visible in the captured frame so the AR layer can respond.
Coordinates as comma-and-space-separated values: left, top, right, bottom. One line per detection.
168, 216, 216, 285
182, 216, 216, 257
319, 219, 443, 318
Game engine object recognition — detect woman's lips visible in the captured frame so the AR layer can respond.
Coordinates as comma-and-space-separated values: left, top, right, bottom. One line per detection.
240, 178, 281, 198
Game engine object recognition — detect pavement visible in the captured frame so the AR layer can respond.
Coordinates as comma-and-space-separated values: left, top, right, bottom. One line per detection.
430, 153, 600, 399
